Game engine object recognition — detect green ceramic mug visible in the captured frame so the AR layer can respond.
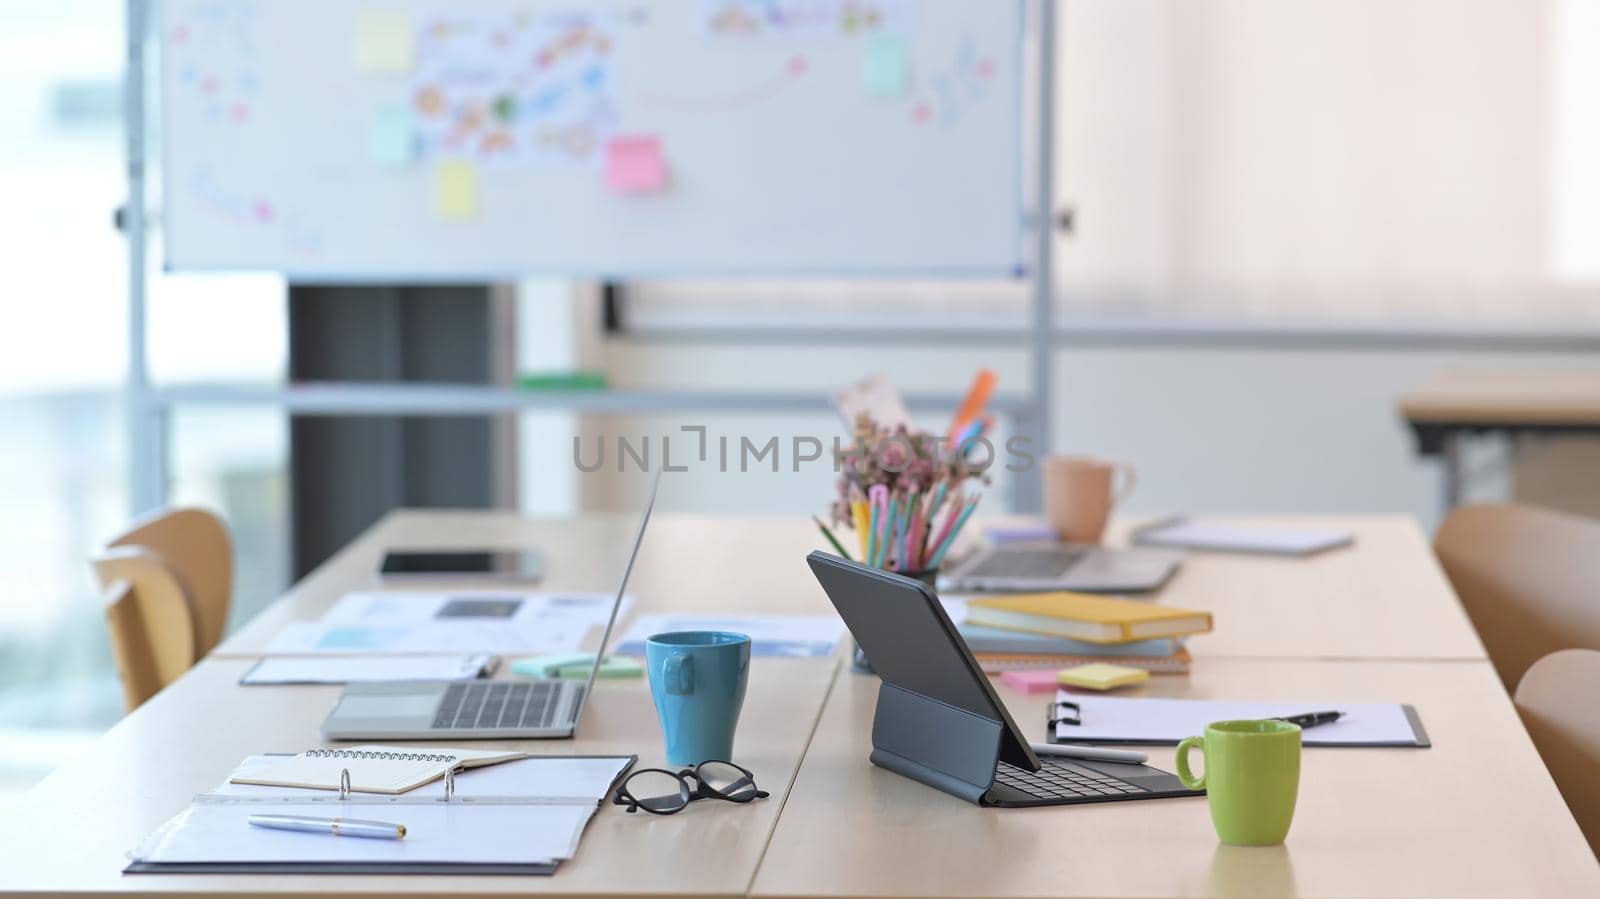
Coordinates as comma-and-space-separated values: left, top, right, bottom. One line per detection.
1176, 719, 1302, 845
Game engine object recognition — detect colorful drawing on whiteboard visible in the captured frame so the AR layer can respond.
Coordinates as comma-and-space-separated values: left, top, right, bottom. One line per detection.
702, 0, 913, 37
407, 11, 622, 167
636, 54, 809, 112
185, 168, 322, 257
165, 0, 262, 126
908, 35, 996, 127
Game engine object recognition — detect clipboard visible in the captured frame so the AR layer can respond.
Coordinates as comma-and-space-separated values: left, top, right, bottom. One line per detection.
1046, 696, 1431, 748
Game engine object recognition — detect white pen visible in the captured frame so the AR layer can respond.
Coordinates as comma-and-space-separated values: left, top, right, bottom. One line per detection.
1029, 741, 1149, 765
248, 813, 406, 840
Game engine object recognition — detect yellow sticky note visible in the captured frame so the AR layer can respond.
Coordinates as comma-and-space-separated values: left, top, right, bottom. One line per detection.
434, 161, 477, 220
1057, 663, 1150, 692
355, 11, 414, 73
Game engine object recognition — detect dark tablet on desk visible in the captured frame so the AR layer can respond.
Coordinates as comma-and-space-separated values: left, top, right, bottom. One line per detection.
806, 552, 1201, 807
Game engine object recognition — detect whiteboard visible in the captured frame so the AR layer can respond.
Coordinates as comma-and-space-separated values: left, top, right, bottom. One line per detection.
159, 0, 1026, 278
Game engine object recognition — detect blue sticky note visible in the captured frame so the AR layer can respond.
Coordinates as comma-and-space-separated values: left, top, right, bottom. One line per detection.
371, 106, 414, 167
864, 34, 908, 97
316, 627, 403, 650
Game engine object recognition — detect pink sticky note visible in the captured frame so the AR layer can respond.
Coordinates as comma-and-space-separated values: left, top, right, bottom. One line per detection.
605, 135, 667, 195
1000, 669, 1064, 694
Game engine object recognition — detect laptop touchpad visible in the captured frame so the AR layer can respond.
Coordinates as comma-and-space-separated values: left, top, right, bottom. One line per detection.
334, 693, 437, 720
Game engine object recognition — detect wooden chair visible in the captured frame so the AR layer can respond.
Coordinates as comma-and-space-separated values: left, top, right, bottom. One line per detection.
1435, 503, 1600, 691
1515, 649, 1600, 858
90, 507, 233, 710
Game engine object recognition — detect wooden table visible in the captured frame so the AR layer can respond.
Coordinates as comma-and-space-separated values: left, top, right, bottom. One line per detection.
1400, 370, 1600, 513
218, 512, 1486, 663
0, 655, 836, 899
2, 511, 1593, 898
754, 659, 1600, 899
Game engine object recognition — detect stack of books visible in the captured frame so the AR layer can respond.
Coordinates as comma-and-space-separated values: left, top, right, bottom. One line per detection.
958, 592, 1212, 674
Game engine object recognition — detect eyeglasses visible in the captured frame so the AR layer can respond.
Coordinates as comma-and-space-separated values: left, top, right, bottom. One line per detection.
612, 760, 770, 815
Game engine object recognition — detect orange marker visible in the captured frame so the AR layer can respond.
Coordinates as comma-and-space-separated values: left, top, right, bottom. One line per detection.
947, 369, 997, 449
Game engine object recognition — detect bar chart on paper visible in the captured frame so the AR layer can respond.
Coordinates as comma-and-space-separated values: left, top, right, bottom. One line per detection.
160, 0, 1026, 276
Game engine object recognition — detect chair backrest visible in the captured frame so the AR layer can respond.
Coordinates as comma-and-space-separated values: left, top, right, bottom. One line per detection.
94, 551, 200, 710
1435, 503, 1600, 691
106, 507, 233, 656
1515, 649, 1600, 858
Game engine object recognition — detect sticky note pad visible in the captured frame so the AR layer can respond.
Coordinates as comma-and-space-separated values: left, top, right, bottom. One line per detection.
1057, 663, 1151, 692
354, 10, 414, 73
371, 106, 414, 167
511, 653, 642, 679
864, 34, 909, 97
604, 135, 667, 195
434, 161, 478, 220
1000, 669, 1065, 694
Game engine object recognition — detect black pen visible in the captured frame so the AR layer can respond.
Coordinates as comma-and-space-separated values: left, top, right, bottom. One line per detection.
1275, 710, 1343, 729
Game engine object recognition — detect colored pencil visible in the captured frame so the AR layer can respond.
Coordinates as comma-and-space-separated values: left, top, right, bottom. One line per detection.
928, 495, 982, 569
869, 485, 889, 568
867, 484, 888, 568
926, 491, 966, 565
884, 495, 902, 569
812, 516, 853, 561
905, 497, 925, 571
850, 499, 870, 560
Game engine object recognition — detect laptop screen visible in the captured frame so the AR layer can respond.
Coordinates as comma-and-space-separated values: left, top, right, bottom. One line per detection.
570, 469, 660, 727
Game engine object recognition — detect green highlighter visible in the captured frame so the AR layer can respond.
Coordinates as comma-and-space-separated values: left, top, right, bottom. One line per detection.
511, 653, 643, 680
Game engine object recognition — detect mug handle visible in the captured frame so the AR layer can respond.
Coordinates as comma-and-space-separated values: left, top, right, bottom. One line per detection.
1113, 463, 1138, 506
1175, 735, 1207, 790
663, 653, 695, 695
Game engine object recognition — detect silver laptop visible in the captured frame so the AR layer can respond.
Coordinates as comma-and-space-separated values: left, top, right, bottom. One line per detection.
940, 541, 1181, 593
321, 472, 659, 741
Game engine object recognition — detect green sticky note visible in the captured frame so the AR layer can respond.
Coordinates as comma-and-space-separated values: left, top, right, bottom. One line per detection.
864, 34, 908, 97
371, 106, 414, 167
511, 653, 643, 679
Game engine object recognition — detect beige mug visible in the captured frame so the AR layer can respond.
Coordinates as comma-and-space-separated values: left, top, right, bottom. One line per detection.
1043, 455, 1137, 544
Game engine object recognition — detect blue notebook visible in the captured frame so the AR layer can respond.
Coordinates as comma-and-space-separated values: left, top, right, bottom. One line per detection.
957, 623, 1180, 657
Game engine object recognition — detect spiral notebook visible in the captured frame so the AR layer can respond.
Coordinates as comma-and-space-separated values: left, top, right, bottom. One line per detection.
228, 745, 529, 795
126, 754, 636, 876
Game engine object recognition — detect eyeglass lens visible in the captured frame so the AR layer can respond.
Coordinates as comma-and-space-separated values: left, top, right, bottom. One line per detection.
623, 769, 692, 813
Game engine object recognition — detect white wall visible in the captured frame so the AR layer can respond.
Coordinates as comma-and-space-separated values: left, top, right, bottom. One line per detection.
539, 323, 1598, 532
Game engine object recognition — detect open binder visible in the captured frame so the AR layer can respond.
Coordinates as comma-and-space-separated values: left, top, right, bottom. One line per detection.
126, 754, 636, 876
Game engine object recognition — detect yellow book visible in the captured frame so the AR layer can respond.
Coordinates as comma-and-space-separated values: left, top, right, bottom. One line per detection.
965, 591, 1212, 644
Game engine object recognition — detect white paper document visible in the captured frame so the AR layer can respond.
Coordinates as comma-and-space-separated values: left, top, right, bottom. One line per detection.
240, 654, 496, 685
132, 800, 594, 866
614, 614, 846, 658
262, 591, 630, 656
1132, 519, 1354, 556
1052, 694, 1428, 747
128, 754, 633, 872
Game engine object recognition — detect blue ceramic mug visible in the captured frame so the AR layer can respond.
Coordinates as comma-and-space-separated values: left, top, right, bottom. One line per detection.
645, 631, 751, 766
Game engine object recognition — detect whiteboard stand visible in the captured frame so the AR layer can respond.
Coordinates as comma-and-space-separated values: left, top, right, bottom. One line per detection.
121, 0, 1058, 518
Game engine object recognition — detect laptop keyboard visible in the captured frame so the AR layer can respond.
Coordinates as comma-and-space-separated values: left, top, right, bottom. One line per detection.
994, 757, 1149, 801
432, 681, 583, 730
964, 546, 1088, 579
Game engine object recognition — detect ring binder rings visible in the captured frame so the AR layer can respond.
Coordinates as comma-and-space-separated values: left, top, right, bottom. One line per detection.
228, 744, 532, 795
305, 749, 459, 762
